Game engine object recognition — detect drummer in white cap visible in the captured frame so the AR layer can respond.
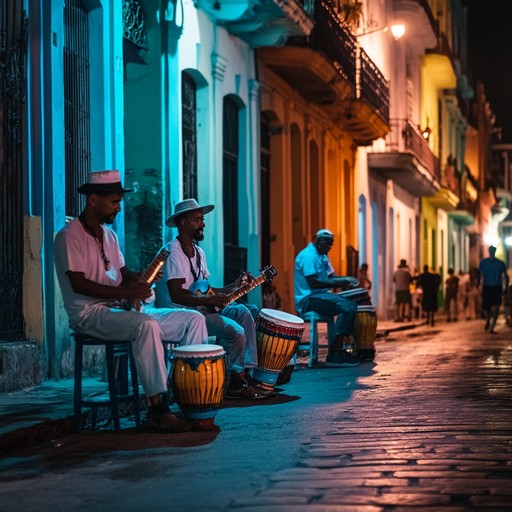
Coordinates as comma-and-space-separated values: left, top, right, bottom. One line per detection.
294, 229, 361, 367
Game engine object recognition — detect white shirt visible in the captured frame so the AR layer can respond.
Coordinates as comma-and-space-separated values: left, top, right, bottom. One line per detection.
154, 238, 210, 308
54, 218, 124, 327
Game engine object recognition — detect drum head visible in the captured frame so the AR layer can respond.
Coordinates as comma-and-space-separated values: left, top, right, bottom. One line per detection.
259, 308, 304, 328
172, 343, 225, 358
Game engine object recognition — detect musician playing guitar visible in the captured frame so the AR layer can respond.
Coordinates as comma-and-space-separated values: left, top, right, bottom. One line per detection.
54, 171, 209, 433
155, 198, 274, 400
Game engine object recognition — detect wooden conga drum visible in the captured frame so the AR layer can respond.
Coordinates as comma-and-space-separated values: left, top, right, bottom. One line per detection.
171, 344, 226, 430
252, 309, 304, 390
353, 305, 377, 360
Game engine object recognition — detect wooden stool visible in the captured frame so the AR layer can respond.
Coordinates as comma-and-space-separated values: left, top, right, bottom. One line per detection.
298, 312, 336, 367
73, 334, 141, 432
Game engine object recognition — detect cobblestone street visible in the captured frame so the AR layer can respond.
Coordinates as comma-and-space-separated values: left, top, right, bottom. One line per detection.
1, 317, 512, 511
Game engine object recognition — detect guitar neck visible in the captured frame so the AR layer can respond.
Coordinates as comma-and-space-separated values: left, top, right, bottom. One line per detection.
141, 249, 169, 284
225, 273, 267, 306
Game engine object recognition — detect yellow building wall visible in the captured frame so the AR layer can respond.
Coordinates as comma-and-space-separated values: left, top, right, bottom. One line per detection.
259, 65, 357, 313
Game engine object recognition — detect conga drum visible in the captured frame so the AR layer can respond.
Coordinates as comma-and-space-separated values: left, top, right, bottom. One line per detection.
338, 287, 372, 305
253, 309, 304, 390
353, 305, 377, 360
171, 344, 226, 429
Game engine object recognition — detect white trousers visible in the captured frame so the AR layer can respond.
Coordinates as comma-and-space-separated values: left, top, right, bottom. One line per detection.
74, 305, 208, 397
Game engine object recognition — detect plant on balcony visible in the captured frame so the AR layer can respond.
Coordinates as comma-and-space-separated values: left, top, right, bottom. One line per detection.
333, 0, 363, 30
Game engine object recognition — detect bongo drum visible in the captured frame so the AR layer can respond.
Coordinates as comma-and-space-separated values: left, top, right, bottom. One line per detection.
253, 309, 304, 389
338, 287, 372, 305
353, 305, 377, 360
171, 344, 226, 429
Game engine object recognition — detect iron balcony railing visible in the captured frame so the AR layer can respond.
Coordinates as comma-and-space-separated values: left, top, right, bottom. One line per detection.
358, 47, 389, 124
292, 0, 389, 124
382, 119, 440, 182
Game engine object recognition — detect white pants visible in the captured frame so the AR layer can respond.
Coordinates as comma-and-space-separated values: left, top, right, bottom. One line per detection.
74, 305, 208, 397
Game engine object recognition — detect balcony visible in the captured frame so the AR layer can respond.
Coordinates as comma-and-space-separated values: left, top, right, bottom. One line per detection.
258, 0, 389, 144
209, 0, 313, 46
368, 119, 440, 195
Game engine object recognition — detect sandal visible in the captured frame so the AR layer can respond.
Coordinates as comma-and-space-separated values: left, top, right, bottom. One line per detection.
146, 404, 192, 433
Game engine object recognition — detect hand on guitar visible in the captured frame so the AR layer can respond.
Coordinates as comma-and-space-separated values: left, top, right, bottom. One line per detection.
233, 271, 253, 289
122, 279, 153, 301
207, 293, 231, 310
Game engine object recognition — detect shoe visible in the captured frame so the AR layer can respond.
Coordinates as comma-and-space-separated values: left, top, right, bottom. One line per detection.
145, 404, 192, 433
489, 330, 497, 334
325, 351, 361, 367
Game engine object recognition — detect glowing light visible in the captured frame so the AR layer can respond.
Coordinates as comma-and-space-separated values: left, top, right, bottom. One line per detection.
483, 232, 500, 247
505, 236, 512, 247
390, 24, 406, 41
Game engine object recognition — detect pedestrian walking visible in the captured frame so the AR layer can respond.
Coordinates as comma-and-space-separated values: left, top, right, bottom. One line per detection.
416, 265, 441, 326
465, 269, 479, 320
457, 270, 469, 319
444, 268, 459, 322
477, 246, 509, 334
393, 259, 412, 322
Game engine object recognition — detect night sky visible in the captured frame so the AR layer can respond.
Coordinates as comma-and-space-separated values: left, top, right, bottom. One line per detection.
464, 0, 512, 142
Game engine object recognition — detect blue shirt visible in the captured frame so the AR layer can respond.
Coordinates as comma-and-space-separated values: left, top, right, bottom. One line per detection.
294, 242, 334, 314
478, 257, 507, 287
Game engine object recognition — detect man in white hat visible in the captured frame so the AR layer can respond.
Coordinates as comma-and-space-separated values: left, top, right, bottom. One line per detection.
154, 198, 272, 400
54, 170, 209, 433
294, 229, 361, 367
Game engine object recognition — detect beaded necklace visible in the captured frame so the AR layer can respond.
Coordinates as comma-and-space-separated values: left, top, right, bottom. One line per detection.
176, 235, 202, 282
78, 214, 111, 271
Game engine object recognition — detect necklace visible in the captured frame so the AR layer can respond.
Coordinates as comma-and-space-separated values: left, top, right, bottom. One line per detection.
79, 214, 111, 271
177, 235, 202, 282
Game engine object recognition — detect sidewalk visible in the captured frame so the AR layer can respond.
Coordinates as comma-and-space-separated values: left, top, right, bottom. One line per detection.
0, 316, 423, 455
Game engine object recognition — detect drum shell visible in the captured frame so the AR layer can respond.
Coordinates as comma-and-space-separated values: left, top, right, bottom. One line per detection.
253, 309, 304, 386
171, 349, 226, 421
353, 307, 377, 350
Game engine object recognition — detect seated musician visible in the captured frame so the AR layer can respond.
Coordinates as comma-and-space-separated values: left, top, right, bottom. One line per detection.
54, 170, 209, 433
154, 199, 273, 400
294, 229, 361, 367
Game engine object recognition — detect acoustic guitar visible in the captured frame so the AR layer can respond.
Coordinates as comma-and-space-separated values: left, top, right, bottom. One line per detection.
189, 265, 277, 314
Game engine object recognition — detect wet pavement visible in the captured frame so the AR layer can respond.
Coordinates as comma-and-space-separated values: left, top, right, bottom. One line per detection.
1, 315, 511, 511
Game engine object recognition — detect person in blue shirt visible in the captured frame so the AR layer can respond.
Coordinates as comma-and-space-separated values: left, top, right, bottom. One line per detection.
477, 246, 509, 333
294, 229, 360, 367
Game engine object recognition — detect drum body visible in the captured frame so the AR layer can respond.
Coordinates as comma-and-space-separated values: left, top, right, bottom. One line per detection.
253, 309, 304, 387
171, 344, 226, 427
353, 306, 377, 360
338, 287, 372, 305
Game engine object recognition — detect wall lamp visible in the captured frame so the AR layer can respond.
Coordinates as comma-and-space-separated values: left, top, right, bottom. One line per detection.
421, 126, 432, 141
356, 24, 406, 41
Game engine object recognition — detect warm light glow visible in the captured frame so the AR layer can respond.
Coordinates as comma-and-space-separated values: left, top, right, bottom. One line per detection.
484, 232, 500, 247
356, 24, 406, 40
421, 127, 431, 141
390, 24, 405, 41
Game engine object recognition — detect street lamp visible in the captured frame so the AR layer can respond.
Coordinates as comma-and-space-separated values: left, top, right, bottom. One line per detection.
356, 23, 406, 41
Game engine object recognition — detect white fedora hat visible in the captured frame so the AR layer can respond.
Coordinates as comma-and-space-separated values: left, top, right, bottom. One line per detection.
166, 198, 215, 227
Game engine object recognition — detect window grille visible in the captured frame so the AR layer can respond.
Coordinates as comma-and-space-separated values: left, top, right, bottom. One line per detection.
182, 72, 197, 199
64, 0, 90, 218
0, 0, 27, 340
